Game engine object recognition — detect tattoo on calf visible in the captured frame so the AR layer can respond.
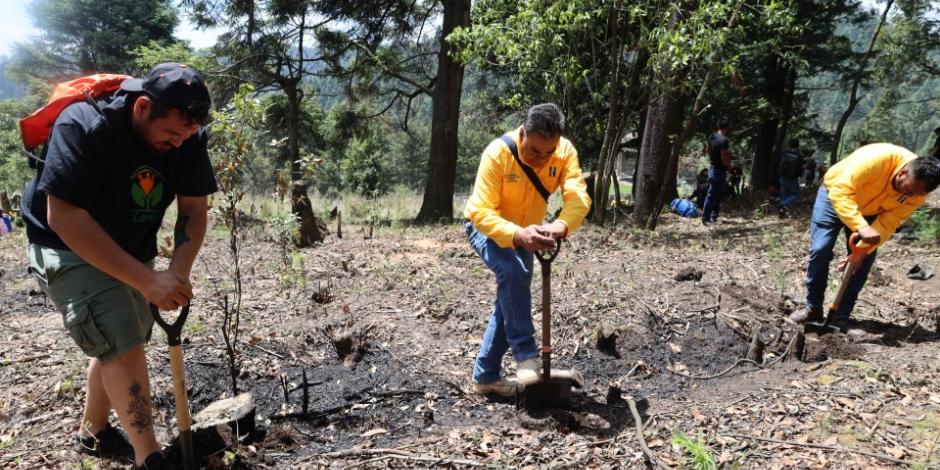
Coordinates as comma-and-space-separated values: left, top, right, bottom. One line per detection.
127, 382, 152, 433
174, 214, 191, 248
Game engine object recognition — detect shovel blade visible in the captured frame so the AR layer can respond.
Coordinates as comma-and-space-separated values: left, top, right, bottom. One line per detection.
521, 379, 573, 410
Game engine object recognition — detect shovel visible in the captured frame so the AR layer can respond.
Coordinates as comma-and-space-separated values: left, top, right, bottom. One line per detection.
520, 239, 584, 409
151, 304, 195, 470
808, 233, 869, 335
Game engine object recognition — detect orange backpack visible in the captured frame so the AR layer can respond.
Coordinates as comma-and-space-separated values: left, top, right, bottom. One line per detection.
19, 73, 129, 167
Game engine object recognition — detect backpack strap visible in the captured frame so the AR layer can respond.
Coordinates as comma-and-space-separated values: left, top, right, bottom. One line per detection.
500, 135, 551, 202
24, 93, 111, 171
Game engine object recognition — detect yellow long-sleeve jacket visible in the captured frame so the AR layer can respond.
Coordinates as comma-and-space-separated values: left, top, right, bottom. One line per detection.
824, 143, 925, 247
464, 128, 592, 248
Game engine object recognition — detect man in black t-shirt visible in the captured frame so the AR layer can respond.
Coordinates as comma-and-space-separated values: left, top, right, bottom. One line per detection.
702, 116, 733, 224
22, 63, 216, 469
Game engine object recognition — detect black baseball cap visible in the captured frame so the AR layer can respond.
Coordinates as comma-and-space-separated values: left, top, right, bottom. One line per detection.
121, 62, 210, 109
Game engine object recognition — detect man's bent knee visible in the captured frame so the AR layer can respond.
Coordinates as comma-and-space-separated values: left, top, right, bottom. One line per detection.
100, 344, 146, 367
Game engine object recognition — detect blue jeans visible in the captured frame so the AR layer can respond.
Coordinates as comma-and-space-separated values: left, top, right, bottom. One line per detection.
779, 176, 800, 207
805, 186, 878, 319
466, 223, 539, 384
702, 165, 728, 222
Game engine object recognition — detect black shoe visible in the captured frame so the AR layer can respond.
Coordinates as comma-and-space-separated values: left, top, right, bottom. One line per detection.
138, 452, 172, 470
787, 306, 823, 324
828, 317, 867, 338
75, 424, 133, 459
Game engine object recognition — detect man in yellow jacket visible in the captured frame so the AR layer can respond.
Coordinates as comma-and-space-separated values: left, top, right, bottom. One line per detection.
789, 144, 940, 335
464, 103, 591, 396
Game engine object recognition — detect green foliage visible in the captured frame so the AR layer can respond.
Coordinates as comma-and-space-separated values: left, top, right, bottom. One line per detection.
212, 84, 266, 201
0, 97, 43, 194
451, 0, 614, 165
671, 432, 717, 470
132, 41, 218, 74
265, 206, 300, 266
903, 208, 940, 244
341, 134, 388, 197
8, 0, 179, 92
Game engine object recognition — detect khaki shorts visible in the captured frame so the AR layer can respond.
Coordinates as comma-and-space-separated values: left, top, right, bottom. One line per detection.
28, 244, 154, 361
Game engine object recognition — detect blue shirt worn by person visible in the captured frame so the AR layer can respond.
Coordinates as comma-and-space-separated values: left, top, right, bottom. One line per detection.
21, 93, 218, 262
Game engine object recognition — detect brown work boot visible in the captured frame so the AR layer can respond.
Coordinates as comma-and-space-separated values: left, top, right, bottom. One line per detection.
787, 306, 823, 325
471, 376, 524, 397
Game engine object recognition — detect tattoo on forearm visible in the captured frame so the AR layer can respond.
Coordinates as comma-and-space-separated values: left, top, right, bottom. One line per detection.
127, 382, 152, 434
174, 215, 191, 249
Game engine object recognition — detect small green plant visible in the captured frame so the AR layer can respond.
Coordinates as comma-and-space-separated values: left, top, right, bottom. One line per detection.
774, 270, 788, 296
763, 229, 784, 261
281, 251, 308, 291
185, 321, 204, 335
59, 378, 73, 394
266, 209, 300, 269
79, 457, 97, 469
904, 208, 940, 243
672, 432, 717, 470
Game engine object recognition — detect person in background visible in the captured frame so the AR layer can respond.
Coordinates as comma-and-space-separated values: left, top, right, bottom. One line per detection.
728, 166, 743, 199
701, 115, 733, 225
777, 138, 804, 217
691, 168, 709, 206
803, 151, 818, 187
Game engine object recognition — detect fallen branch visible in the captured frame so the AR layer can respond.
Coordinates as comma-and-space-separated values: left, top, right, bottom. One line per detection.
667, 339, 794, 380
627, 398, 672, 470
724, 434, 937, 469
242, 341, 285, 359
0, 354, 42, 366
20, 409, 69, 427
307, 448, 484, 467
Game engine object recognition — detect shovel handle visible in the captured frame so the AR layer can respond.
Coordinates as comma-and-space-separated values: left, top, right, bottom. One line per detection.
847, 233, 869, 265
535, 238, 561, 265
825, 233, 869, 325
152, 305, 195, 470
150, 305, 190, 347
538, 240, 562, 380
169, 344, 195, 469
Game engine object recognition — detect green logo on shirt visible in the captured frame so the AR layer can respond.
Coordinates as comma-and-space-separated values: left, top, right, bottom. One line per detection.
130, 166, 164, 223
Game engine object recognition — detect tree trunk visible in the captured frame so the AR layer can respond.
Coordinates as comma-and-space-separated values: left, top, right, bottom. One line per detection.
773, 67, 797, 157
633, 87, 685, 226
631, 108, 646, 201
751, 55, 785, 191
591, 1, 624, 225
830, 0, 893, 165
415, 0, 470, 223
285, 83, 325, 247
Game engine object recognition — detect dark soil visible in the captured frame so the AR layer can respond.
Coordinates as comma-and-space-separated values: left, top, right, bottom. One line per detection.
4, 192, 940, 469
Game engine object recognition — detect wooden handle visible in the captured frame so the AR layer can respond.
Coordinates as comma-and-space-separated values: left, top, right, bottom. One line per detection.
168, 344, 195, 470
541, 260, 551, 380
168, 345, 192, 431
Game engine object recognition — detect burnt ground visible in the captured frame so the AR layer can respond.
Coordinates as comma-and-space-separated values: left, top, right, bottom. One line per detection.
3, 192, 940, 469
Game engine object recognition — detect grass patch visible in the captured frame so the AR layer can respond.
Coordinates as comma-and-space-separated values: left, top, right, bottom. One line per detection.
903, 208, 940, 243
672, 432, 716, 470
